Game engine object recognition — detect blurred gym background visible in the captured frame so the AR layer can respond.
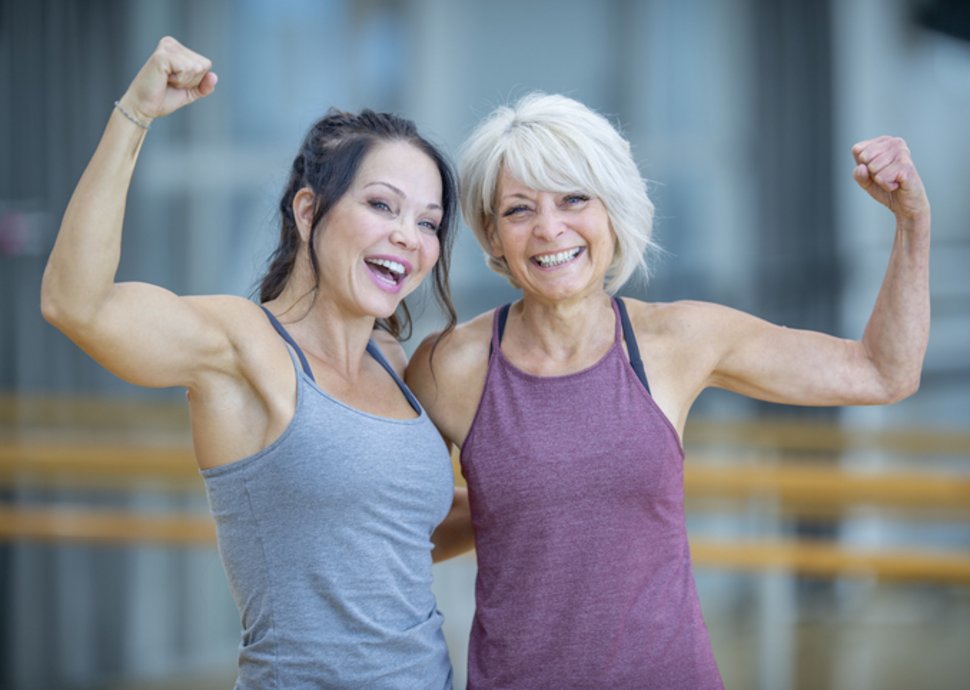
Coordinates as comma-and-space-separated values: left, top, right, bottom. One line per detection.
1, 0, 968, 688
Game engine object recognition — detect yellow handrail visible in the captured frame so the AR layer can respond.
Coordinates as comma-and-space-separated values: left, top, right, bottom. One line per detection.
3, 396, 968, 583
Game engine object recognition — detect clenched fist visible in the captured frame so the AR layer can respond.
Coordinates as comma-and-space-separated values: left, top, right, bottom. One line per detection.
851, 136, 929, 222
118, 36, 218, 126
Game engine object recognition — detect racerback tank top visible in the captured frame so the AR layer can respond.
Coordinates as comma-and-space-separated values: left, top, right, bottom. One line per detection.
460, 297, 723, 689
200, 309, 454, 689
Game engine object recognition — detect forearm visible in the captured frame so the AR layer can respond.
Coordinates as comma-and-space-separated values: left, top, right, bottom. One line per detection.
860, 212, 931, 401
41, 105, 148, 330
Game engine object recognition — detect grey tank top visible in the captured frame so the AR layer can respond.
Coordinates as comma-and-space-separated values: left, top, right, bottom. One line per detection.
201, 310, 454, 689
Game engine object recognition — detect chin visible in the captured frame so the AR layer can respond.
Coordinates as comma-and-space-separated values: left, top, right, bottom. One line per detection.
363, 295, 406, 321
530, 279, 592, 300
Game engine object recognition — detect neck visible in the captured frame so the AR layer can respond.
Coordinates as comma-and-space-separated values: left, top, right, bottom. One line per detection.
266, 280, 378, 381
509, 290, 615, 363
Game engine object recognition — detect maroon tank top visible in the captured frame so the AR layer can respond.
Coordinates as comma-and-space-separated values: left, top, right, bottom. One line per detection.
460, 298, 723, 689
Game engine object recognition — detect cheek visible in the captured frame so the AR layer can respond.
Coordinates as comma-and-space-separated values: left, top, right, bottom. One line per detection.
490, 223, 524, 259
422, 235, 442, 268
484, 219, 504, 256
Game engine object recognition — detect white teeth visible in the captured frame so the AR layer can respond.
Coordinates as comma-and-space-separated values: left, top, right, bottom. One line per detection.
366, 258, 406, 276
534, 248, 581, 267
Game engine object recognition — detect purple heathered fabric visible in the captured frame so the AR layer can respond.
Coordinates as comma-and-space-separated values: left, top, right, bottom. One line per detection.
460, 299, 724, 690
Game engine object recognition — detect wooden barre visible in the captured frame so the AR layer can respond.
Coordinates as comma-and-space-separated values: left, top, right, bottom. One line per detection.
682, 463, 970, 509
5, 395, 970, 455
4, 442, 969, 511
690, 538, 970, 585
683, 418, 970, 455
2, 506, 968, 584
0, 506, 214, 545
0, 442, 197, 479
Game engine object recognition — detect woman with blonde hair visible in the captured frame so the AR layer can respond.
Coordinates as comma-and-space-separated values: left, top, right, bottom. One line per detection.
407, 92, 930, 688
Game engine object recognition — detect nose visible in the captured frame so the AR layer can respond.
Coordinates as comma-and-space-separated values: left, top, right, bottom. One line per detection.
532, 205, 565, 241
390, 217, 419, 250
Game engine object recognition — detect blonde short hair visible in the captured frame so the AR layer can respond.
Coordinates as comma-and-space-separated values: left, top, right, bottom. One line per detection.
458, 93, 657, 294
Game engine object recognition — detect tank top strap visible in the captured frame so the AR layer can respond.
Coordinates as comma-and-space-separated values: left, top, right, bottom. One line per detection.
260, 306, 315, 381
365, 338, 421, 415
260, 306, 421, 415
614, 297, 650, 394
488, 303, 513, 358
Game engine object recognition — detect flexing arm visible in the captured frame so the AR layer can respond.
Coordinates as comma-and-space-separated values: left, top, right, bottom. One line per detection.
704, 136, 930, 406
41, 37, 222, 389
851, 136, 930, 399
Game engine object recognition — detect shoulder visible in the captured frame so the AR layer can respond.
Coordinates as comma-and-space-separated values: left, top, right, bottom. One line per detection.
408, 311, 494, 381
165, 295, 269, 364
406, 310, 496, 446
621, 297, 743, 339
621, 297, 773, 380
405, 310, 495, 407
183, 296, 294, 384
185, 294, 269, 330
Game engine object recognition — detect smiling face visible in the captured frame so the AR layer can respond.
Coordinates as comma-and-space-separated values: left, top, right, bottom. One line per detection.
489, 166, 615, 304
312, 140, 443, 319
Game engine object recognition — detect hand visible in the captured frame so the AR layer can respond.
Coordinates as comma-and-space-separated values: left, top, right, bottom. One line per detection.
119, 36, 218, 124
851, 136, 929, 221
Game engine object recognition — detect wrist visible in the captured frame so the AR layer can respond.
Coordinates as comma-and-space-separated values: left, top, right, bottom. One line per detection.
896, 212, 931, 246
114, 97, 153, 130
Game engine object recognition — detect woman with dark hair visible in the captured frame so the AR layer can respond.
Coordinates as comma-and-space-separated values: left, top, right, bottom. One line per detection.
41, 36, 467, 688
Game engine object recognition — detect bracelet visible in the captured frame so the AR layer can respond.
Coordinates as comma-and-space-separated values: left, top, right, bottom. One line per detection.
113, 100, 151, 130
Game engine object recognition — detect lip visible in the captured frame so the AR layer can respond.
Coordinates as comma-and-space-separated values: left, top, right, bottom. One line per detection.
530, 246, 585, 270
363, 254, 413, 294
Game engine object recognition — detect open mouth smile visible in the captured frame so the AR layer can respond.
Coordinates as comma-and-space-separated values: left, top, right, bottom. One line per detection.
364, 256, 412, 293
531, 247, 584, 269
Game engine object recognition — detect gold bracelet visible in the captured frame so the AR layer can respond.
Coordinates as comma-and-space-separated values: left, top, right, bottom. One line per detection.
113, 100, 151, 130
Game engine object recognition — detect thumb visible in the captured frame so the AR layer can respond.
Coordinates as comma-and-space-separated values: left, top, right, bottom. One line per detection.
201, 71, 218, 95
190, 71, 219, 101
852, 163, 871, 187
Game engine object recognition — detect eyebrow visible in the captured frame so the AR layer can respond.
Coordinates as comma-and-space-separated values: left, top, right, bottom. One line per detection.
364, 181, 442, 211
498, 192, 534, 203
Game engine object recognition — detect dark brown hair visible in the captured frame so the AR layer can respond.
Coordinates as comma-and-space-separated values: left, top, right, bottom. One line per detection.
258, 108, 457, 340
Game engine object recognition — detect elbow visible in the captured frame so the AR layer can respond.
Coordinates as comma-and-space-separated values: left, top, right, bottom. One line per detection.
39, 275, 65, 329
892, 371, 922, 403
875, 370, 921, 405
40, 271, 83, 334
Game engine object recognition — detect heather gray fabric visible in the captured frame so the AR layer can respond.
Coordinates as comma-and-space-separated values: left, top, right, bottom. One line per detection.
201, 320, 453, 689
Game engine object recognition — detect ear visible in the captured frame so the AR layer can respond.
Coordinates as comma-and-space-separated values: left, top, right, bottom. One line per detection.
292, 187, 317, 244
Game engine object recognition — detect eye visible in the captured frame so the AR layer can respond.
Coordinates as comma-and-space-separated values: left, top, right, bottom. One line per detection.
501, 204, 530, 218
562, 193, 590, 206
368, 199, 393, 213
418, 218, 440, 234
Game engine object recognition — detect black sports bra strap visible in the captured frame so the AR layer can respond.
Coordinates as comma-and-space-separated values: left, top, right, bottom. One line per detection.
489, 303, 513, 358
615, 298, 650, 394
365, 339, 422, 414
260, 306, 315, 382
